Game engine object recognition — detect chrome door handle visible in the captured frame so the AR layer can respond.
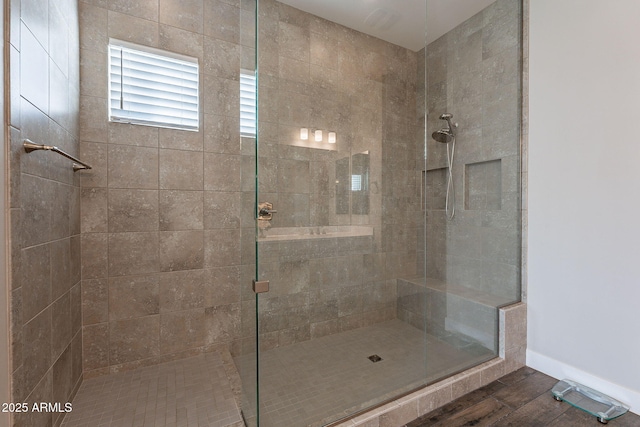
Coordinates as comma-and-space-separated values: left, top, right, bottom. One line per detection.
258, 202, 277, 220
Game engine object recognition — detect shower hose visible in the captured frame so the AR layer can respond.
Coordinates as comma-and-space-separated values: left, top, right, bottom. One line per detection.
445, 138, 456, 220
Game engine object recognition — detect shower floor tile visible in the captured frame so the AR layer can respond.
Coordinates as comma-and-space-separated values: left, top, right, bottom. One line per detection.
236, 319, 495, 427
61, 320, 492, 427
61, 352, 243, 427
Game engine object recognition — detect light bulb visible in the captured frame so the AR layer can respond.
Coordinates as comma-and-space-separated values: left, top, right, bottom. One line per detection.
328, 132, 336, 144
314, 130, 323, 142
300, 128, 309, 140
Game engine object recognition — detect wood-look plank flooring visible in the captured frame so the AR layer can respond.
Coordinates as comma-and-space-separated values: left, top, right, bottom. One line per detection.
405, 367, 640, 427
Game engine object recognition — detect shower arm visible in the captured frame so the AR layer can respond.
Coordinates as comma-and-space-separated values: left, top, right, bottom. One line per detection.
444, 118, 458, 136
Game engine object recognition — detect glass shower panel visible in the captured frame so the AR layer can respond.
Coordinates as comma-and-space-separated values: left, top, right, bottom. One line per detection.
253, 0, 429, 425
237, 0, 259, 425
419, 0, 523, 382
238, 1, 523, 425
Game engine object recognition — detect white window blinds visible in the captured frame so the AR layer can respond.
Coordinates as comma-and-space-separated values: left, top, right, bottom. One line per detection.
109, 40, 199, 131
351, 175, 362, 191
240, 71, 257, 137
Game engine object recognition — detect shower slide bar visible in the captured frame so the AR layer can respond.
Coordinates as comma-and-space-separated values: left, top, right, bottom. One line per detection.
23, 139, 92, 171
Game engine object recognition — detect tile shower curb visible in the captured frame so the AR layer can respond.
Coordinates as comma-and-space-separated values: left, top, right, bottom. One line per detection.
333, 302, 527, 427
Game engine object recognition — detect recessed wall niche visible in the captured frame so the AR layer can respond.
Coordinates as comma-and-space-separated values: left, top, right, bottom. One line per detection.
425, 168, 448, 210
464, 160, 502, 211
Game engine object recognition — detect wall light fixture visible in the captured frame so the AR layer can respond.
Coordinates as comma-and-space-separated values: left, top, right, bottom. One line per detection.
299, 127, 336, 144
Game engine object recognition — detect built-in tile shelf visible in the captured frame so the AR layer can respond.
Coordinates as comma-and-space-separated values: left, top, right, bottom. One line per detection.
258, 225, 374, 241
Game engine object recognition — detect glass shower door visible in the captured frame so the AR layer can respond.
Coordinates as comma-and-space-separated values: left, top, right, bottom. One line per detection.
237, 0, 259, 426
250, 1, 430, 426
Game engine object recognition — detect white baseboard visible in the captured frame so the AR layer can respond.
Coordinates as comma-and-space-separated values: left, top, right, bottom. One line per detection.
527, 349, 640, 416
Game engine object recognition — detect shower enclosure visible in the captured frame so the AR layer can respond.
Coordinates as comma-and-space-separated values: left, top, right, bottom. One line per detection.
237, 0, 522, 426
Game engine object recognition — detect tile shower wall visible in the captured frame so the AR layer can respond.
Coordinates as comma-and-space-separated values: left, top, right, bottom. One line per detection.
421, 0, 521, 302
79, 0, 423, 373
7, 0, 82, 425
243, 0, 423, 352
78, 0, 252, 376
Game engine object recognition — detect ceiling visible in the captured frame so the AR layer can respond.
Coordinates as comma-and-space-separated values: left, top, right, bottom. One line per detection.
278, 0, 497, 51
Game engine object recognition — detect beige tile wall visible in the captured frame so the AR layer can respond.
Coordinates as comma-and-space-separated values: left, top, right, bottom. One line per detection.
240, 0, 423, 352
79, 0, 425, 374
78, 0, 250, 377
7, 0, 82, 425
1, 0, 530, 425
422, 0, 522, 303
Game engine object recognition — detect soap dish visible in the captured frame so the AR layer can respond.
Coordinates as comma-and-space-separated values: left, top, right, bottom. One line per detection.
551, 379, 630, 424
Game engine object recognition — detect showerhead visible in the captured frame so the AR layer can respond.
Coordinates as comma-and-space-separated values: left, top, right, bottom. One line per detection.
432, 129, 454, 143
432, 112, 457, 143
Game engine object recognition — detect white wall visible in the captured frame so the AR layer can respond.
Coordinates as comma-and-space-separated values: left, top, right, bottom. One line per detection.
528, 0, 640, 414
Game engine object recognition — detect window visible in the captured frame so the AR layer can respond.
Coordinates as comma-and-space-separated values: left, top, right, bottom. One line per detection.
351, 175, 362, 191
108, 40, 199, 131
240, 70, 256, 137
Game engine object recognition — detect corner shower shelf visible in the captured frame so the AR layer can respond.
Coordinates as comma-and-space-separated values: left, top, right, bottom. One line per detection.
551, 379, 630, 424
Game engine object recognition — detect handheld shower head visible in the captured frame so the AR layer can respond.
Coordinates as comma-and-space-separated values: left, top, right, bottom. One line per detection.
432, 113, 457, 143
432, 129, 454, 143
432, 113, 458, 220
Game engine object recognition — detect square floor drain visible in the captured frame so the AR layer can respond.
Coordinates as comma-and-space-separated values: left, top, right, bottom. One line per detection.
368, 355, 382, 363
